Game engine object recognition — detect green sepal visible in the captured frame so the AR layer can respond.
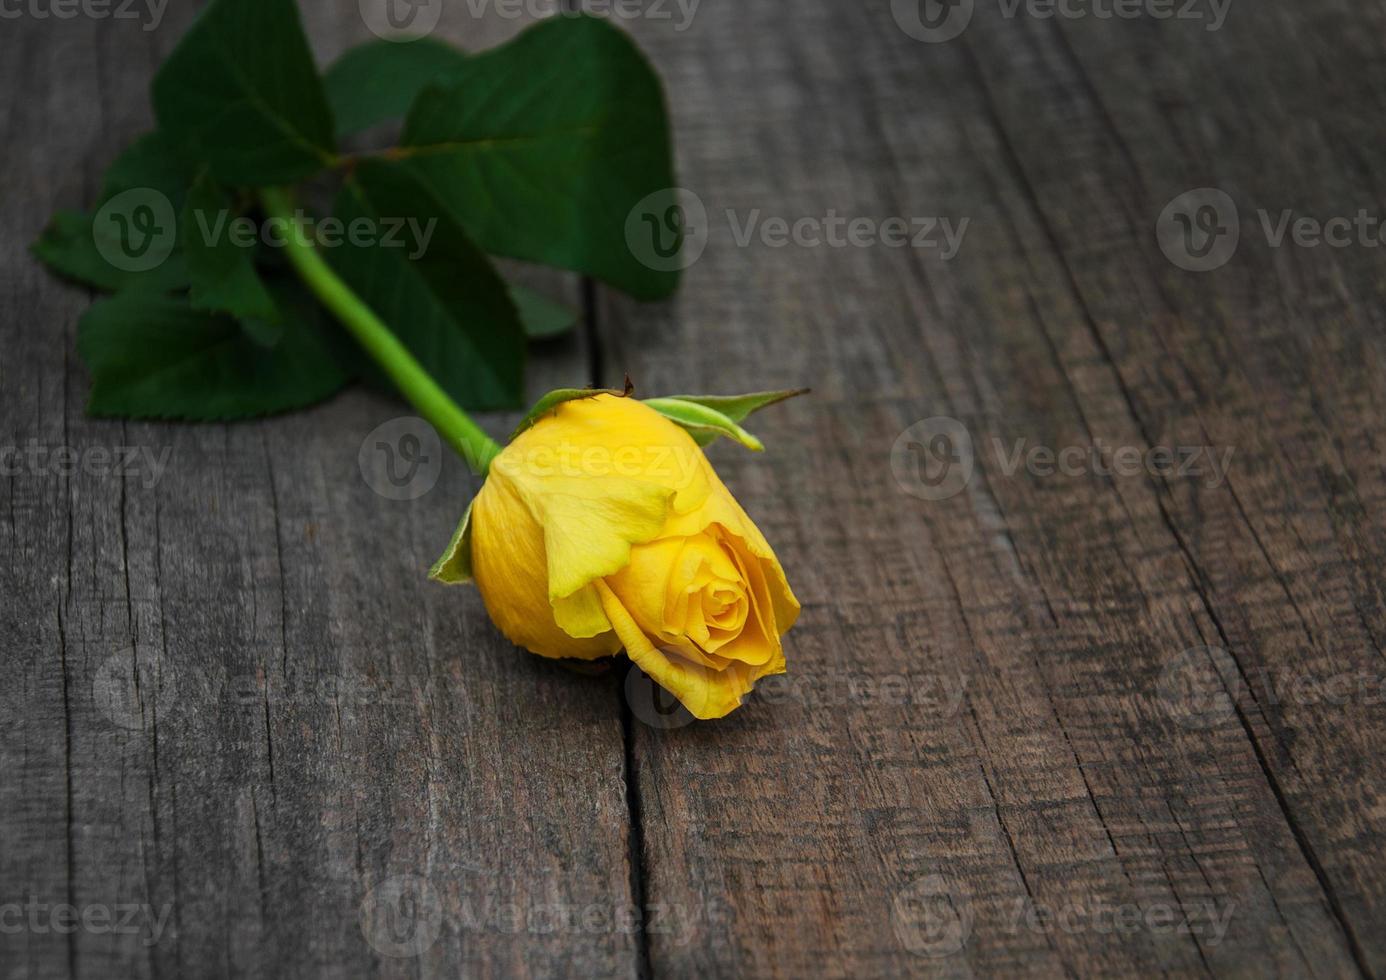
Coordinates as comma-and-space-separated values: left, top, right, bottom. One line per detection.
429, 499, 475, 585
511, 384, 631, 440
643, 398, 764, 451
663, 389, 809, 423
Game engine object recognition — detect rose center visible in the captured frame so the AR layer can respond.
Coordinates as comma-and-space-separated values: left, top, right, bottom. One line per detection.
701, 580, 748, 635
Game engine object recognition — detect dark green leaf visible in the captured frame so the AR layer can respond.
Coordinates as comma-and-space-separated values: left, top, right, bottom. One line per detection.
183, 172, 279, 322
512, 386, 629, 439
330, 158, 526, 410
400, 16, 680, 300
324, 37, 468, 138
240, 315, 286, 349
152, 0, 336, 186
31, 131, 201, 293
32, 209, 189, 294
428, 499, 475, 585
99, 130, 197, 209
78, 290, 350, 420
510, 284, 578, 339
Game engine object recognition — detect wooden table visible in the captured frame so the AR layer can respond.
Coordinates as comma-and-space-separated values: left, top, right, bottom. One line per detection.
4, 1, 1385, 976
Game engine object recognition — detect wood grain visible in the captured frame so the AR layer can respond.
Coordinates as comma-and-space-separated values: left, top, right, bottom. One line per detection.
598, 0, 1386, 976
0, 6, 635, 979
4, 0, 1386, 978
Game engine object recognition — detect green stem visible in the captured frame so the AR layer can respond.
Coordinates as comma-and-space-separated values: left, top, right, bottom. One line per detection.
260, 187, 501, 475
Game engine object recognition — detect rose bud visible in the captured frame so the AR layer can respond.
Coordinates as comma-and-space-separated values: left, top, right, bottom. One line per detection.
432, 389, 803, 719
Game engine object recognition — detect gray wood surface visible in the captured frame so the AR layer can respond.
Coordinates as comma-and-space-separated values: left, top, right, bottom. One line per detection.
4, 0, 1386, 977
602, 0, 1386, 977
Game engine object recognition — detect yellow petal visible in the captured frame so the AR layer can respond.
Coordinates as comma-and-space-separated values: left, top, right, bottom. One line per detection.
470, 461, 621, 660
466, 391, 800, 702
662, 471, 801, 636
600, 539, 721, 669
703, 533, 777, 668
520, 474, 674, 601
489, 394, 715, 607
595, 579, 771, 720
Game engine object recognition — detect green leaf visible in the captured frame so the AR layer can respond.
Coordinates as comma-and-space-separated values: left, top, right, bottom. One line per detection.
643, 397, 764, 451
512, 385, 630, 439
400, 16, 680, 300
32, 132, 198, 294
32, 210, 188, 294
77, 290, 350, 420
99, 130, 197, 209
182, 172, 279, 322
510, 284, 578, 339
663, 389, 809, 423
330, 158, 526, 410
240, 315, 286, 349
428, 500, 475, 585
324, 37, 468, 138
152, 0, 336, 186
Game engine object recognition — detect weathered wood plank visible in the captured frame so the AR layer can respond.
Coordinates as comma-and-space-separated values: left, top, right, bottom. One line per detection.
7, 0, 1386, 977
598, 0, 1386, 975
0, 7, 635, 979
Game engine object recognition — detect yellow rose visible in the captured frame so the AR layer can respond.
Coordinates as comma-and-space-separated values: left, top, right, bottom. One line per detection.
434, 392, 800, 719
